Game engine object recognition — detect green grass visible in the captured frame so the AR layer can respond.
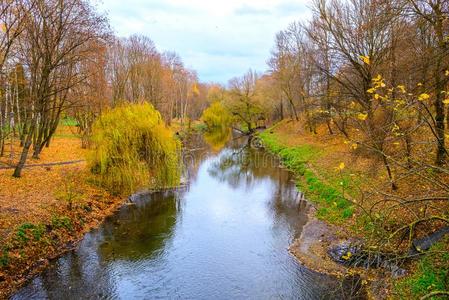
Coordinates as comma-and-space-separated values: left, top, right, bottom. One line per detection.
0, 248, 8, 267
192, 122, 208, 132
51, 215, 73, 231
60, 116, 79, 127
16, 223, 45, 244
394, 237, 449, 299
259, 130, 354, 223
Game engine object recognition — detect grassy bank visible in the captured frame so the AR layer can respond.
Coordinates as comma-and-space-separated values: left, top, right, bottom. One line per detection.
259, 126, 355, 224
0, 126, 124, 298
259, 120, 449, 299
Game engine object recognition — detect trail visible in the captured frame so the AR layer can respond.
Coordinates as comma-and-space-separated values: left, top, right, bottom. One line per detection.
0, 160, 85, 170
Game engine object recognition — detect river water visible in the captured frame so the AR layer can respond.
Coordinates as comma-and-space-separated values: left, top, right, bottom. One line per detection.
13, 134, 352, 299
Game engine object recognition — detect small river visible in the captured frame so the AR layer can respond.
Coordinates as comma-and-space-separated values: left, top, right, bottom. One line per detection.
13, 134, 352, 299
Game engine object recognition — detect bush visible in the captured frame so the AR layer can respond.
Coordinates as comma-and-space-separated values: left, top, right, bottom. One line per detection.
88, 103, 181, 195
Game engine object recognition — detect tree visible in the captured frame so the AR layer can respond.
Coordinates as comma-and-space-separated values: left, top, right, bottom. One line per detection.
13, 0, 110, 177
406, 0, 449, 165
226, 70, 268, 134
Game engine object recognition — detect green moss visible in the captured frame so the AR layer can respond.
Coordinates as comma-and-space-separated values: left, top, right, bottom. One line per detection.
259, 130, 354, 223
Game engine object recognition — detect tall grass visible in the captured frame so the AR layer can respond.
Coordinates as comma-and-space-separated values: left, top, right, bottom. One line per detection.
88, 103, 181, 195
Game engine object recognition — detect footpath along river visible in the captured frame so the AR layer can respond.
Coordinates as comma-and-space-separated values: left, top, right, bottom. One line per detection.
13, 134, 359, 299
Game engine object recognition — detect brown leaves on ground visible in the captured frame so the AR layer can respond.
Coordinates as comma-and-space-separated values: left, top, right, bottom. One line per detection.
0, 131, 124, 298
270, 120, 449, 248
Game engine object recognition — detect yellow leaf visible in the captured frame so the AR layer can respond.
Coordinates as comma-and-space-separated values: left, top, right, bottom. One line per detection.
418, 93, 430, 101
192, 83, 200, 96
351, 143, 358, 150
445, 70, 449, 76
443, 98, 449, 105
342, 251, 352, 260
417, 82, 423, 87
397, 85, 406, 93
373, 74, 382, 82
338, 162, 345, 170
360, 55, 370, 65
357, 113, 368, 121
367, 88, 376, 94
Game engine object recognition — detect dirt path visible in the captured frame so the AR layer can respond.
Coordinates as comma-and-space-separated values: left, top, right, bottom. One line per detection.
0, 160, 85, 170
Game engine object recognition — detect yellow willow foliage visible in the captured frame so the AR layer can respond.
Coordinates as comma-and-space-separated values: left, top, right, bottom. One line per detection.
204, 128, 232, 152
88, 103, 181, 195
201, 101, 233, 131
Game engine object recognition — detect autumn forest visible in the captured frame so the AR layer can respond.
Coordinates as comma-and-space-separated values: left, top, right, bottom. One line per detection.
0, 0, 449, 299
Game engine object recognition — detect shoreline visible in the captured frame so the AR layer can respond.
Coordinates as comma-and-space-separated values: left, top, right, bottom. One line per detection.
259, 125, 395, 299
289, 205, 347, 277
0, 165, 126, 299
0, 192, 126, 299
288, 204, 391, 300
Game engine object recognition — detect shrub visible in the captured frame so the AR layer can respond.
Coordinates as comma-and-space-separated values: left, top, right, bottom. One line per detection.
88, 103, 181, 195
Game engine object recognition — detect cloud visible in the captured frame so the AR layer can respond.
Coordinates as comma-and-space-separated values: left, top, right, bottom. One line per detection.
95, 0, 311, 83
234, 5, 271, 16
275, 1, 309, 16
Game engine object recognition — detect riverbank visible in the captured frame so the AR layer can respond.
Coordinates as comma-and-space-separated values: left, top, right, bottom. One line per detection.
0, 127, 125, 298
259, 120, 449, 299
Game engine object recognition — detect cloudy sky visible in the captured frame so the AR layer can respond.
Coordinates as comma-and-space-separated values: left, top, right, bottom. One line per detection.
95, 0, 311, 84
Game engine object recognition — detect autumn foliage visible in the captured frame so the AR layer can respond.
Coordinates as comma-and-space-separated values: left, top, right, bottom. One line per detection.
88, 103, 181, 195
201, 101, 233, 131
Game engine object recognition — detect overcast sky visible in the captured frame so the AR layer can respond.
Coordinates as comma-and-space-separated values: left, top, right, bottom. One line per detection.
95, 0, 311, 84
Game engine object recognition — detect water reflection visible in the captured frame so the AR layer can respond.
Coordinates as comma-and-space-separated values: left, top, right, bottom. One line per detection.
13, 134, 351, 300
203, 128, 232, 152
99, 191, 181, 261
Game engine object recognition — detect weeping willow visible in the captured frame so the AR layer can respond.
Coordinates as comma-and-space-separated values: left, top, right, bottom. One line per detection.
201, 101, 233, 131
88, 103, 181, 195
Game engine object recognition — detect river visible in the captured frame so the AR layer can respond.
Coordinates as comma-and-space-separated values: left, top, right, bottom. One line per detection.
13, 133, 353, 299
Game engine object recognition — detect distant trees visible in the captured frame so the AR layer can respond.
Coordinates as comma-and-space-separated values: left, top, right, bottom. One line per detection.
107, 36, 203, 124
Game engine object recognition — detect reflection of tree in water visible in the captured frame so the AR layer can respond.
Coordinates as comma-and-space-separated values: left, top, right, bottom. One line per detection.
203, 128, 231, 152
208, 143, 310, 240
99, 190, 182, 261
182, 133, 213, 185
21, 191, 182, 299
267, 166, 310, 240
207, 145, 280, 190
